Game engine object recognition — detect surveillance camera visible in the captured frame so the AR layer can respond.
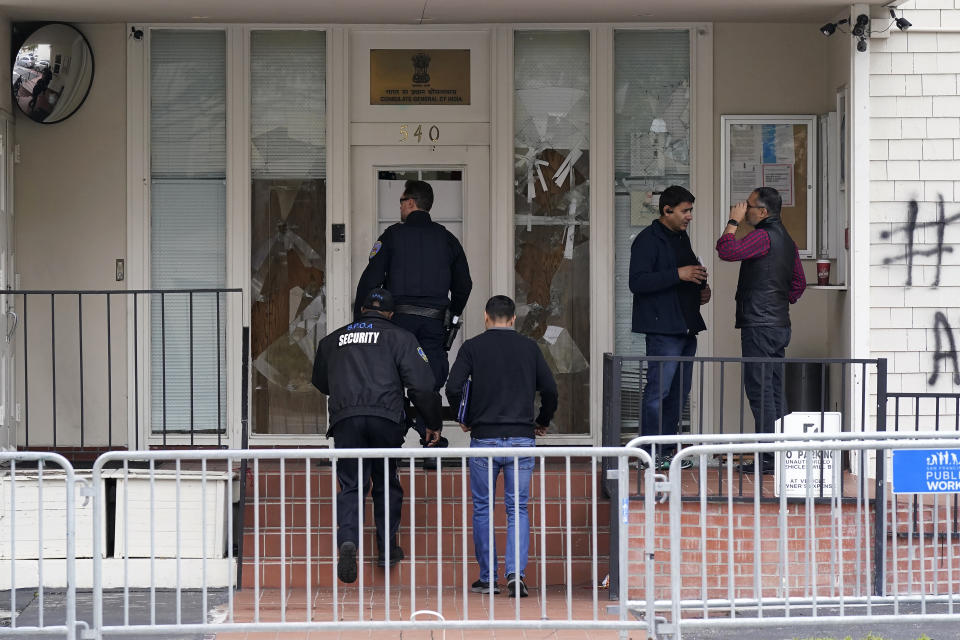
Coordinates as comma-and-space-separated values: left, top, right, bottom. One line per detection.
130, 26, 144, 40
820, 22, 837, 37
851, 14, 869, 38
857, 37, 868, 53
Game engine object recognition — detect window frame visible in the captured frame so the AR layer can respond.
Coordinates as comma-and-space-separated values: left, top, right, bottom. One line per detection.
127, 24, 336, 448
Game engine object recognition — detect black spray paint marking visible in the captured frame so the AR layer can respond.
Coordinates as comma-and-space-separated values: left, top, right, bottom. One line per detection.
880, 195, 956, 287
928, 311, 960, 386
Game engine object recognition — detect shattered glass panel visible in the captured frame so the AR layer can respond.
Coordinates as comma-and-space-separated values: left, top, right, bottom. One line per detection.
250, 31, 328, 435
513, 31, 591, 435
613, 30, 691, 433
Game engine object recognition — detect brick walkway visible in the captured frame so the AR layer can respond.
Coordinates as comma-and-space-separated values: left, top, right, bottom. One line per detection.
211, 585, 638, 639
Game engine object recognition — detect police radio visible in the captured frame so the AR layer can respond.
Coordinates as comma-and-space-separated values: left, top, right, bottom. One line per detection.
443, 313, 461, 351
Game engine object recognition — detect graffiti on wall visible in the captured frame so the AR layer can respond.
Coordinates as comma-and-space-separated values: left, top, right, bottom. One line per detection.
928, 312, 960, 386
880, 195, 955, 287
881, 195, 960, 387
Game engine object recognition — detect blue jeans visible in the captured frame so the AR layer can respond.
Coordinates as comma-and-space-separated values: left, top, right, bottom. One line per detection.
641, 333, 697, 439
469, 437, 535, 582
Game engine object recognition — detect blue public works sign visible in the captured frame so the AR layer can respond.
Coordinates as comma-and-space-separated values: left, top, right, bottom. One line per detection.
892, 449, 960, 494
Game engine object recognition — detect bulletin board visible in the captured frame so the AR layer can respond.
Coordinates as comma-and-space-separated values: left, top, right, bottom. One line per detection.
720, 115, 817, 258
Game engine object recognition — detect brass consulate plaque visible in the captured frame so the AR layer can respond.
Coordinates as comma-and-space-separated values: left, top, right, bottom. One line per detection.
370, 49, 471, 105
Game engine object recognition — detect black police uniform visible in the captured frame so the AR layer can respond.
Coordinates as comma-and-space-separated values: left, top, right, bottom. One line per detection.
312, 311, 442, 558
354, 210, 472, 391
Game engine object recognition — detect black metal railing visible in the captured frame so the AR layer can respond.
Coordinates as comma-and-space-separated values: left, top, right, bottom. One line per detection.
7, 288, 245, 450
882, 391, 960, 547
603, 354, 887, 498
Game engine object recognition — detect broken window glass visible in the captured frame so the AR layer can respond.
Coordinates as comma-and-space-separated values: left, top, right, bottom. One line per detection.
514, 31, 591, 435
249, 31, 328, 435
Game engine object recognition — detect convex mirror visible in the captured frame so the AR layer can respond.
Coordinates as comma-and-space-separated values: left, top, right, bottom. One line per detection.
12, 23, 94, 124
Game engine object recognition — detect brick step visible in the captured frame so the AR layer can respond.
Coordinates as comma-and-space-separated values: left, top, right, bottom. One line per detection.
240, 530, 608, 563
237, 465, 611, 589
240, 555, 609, 589
240, 465, 605, 500
242, 502, 610, 528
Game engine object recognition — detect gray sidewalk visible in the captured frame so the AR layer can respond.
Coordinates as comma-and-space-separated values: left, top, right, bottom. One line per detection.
1, 588, 228, 639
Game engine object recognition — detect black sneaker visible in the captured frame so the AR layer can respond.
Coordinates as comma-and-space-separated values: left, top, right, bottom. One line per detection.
470, 579, 501, 594
377, 546, 405, 568
506, 573, 528, 598
338, 541, 358, 583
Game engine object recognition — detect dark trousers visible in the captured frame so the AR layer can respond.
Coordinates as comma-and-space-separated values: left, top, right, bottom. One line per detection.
741, 326, 792, 436
332, 415, 405, 554
641, 333, 697, 446
391, 313, 448, 391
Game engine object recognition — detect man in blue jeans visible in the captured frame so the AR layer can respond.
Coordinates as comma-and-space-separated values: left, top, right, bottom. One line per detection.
446, 295, 558, 597
629, 186, 711, 469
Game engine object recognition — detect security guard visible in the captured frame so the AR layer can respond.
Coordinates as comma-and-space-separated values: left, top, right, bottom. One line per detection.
355, 179, 473, 452
312, 288, 442, 584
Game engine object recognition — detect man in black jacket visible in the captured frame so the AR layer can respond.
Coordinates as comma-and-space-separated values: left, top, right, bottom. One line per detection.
446, 295, 558, 598
355, 180, 472, 457
354, 180, 473, 460
629, 186, 711, 469
312, 288, 442, 583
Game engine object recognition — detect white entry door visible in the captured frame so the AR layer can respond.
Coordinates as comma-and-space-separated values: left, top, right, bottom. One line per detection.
0, 115, 15, 450
351, 145, 490, 449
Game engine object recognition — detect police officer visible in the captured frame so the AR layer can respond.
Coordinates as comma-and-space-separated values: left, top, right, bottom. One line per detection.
312, 288, 442, 584
355, 179, 473, 453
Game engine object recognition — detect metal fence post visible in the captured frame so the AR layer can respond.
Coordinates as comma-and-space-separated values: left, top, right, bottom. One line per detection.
603, 354, 623, 599
235, 326, 250, 591
874, 357, 888, 597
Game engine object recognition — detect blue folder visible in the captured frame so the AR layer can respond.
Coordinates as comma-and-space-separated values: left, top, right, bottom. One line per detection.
457, 379, 470, 424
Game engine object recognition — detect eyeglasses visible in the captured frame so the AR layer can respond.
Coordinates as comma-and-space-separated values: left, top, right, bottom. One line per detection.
400, 197, 414, 203
745, 203, 765, 210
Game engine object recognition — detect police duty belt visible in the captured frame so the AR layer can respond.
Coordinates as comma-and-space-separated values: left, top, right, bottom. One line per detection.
394, 304, 445, 320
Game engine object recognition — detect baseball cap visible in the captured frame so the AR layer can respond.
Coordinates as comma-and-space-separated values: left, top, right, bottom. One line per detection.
362, 288, 395, 312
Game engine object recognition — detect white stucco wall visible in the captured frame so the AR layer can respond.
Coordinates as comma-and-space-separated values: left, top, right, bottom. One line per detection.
14, 23, 127, 447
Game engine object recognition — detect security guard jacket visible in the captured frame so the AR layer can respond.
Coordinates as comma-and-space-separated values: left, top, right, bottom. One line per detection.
312, 312, 443, 434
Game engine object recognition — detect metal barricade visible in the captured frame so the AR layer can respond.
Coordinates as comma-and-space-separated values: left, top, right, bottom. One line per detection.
0, 451, 81, 639
631, 434, 960, 640
89, 446, 654, 638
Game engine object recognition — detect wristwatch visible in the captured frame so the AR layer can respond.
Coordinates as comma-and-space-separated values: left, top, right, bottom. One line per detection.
726, 219, 740, 227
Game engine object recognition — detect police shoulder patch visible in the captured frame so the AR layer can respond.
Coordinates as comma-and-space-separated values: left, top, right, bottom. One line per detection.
417, 347, 429, 363
369, 241, 382, 259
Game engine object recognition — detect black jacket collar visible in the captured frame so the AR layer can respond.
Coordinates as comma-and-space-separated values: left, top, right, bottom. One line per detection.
652, 218, 685, 239
406, 210, 432, 224
360, 311, 392, 322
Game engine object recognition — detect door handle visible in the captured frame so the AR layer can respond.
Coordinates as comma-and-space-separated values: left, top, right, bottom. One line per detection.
5, 309, 16, 343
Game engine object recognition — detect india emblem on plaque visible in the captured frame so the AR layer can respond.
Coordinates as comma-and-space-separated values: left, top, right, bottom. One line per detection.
370, 49, 470, 105
411, 51, 431, 84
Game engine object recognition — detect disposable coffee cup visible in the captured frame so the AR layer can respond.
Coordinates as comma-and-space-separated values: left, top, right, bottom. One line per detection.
816, 260, 831, 285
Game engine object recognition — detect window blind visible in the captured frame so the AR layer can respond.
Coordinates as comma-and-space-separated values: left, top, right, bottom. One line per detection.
613, 30, 692, 431
613, 30, 691, 357
251, 31, 327, 179
150, 30, 227, 434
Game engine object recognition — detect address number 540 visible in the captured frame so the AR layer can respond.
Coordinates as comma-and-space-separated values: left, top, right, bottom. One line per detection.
399, 124, 440, 144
